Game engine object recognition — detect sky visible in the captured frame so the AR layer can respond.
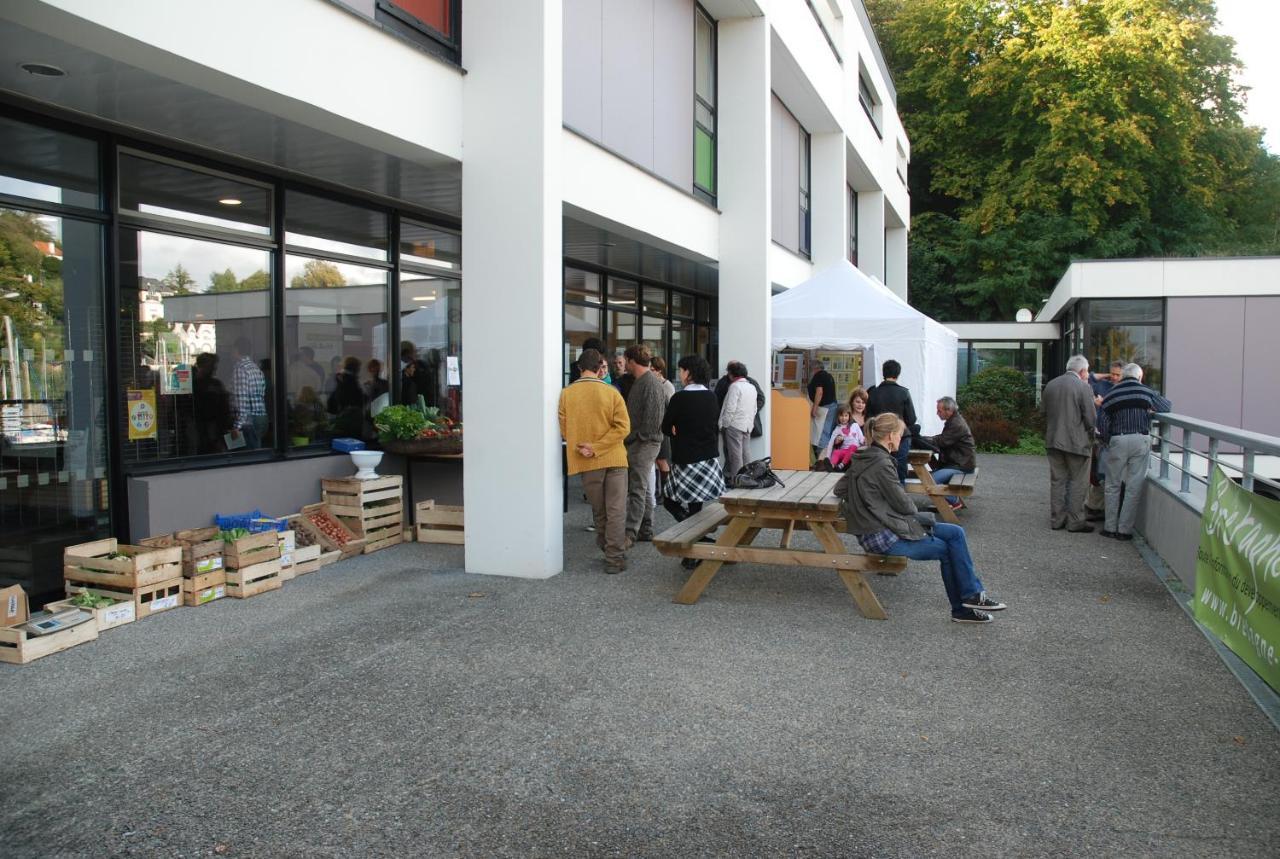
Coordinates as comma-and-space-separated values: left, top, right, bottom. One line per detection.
1215, 0, 1280, 152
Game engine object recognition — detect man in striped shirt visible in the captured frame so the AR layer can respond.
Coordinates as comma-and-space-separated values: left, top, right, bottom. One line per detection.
1097, 363, 1171, 541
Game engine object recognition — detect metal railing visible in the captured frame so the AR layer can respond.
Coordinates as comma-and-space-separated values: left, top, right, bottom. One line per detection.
1151, 413, 1280, 511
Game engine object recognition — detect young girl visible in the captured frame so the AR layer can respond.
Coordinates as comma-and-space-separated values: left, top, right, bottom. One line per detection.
823, 404, 864, 470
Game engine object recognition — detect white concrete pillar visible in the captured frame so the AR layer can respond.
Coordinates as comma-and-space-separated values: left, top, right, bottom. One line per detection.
856, 190, 885, 282
717, 16, 772, 459
885, 225, 908, 300
461, 0, 563, 578
808, 132, 847, 270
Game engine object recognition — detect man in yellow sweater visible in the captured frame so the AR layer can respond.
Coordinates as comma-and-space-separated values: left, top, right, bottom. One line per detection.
560, 348, 632, 573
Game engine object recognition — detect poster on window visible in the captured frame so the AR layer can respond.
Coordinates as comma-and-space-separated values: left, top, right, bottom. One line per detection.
163, 363, 192, 395
127, 389, 157, 440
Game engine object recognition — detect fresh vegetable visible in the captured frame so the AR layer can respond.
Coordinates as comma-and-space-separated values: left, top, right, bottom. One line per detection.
374, 405, 428, 441
71, 591, 116, 609
306, 511, 351, 547
219, 528, 250, 543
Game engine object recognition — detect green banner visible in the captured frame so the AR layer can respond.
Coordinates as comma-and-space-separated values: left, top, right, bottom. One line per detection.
1194, 466, 1280, 691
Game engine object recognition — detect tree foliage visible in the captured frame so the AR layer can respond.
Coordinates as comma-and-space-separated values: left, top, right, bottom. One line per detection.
208, 267, 270, 293
867, 0, 1280, 320
289, 259, 346, 290
161, 263, 195, 295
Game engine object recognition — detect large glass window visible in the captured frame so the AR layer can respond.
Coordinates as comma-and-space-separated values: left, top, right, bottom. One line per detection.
799, 130, 811, 257
285, 190, 387, 262
694, 6, 717, 202
375, 0, 459, 62
399, 223, 462, 435
0, 116, 100, 209
1085, 299, 1164, 390
848, 186, 859, 265
119, 152, 272, 238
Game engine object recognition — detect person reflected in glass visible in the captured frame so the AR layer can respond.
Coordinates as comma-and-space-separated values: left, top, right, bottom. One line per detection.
327, 355, 365, 439
399, 340, 431, 407
192, 352, 232, 453
231, 336, 268, 449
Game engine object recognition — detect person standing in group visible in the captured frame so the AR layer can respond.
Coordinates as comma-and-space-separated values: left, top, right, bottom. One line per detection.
835, 413, 1007, 624
847, 385, 870, 435
621, 345, 666, 546
661, 355, 725, 570
866, 359, 918, 483
1042, 354, 1097, 532
821, 404, 863, 470
718, 361, 758, 482
611, 353, 633, 400
231, 336, 268, 449
559, 348, 632, 574
650, 356, 676, 507
806, 360, 839, 454
1099, 363, 1171, 541
919, 396, 976, 510
399, 341, 432, 407
569, 338, 608, 384
1085, 361, 1124, 520
715, 361, 767, 439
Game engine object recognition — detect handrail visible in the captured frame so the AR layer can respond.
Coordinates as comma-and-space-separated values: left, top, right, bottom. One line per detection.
1150, 412, 1280, 508
1154, 412, 1280, 458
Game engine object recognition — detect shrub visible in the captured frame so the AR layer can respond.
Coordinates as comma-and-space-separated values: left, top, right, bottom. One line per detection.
958, 366, 1035, 425
965, 403, 1021, 451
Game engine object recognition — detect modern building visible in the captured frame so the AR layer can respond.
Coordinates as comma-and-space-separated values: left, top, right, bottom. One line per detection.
0, 0, 909, 594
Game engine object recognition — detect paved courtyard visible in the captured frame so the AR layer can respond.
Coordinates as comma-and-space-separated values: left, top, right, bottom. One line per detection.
2, 454, 1278, 857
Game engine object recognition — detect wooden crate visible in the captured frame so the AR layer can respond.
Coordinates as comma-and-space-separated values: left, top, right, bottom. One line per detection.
65, 578, 183, 620
296, 503, 366, 559
0, 617, 98, 665
322, 476, 404, 554
139, 528, 224, 577
316, 549, 341, 568
182, 570, 227, 606
277, 530, 298, 581
291, 544, 322, 577
44, 596, 136, 632
225, 558, 282, 599
415, 500, 465, 545
64, 538, 182, 590
222, 530, 281, 571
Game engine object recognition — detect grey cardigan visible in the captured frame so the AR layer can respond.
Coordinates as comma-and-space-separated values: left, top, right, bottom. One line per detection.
624, 370, 668, 445
834, 443, 928, 541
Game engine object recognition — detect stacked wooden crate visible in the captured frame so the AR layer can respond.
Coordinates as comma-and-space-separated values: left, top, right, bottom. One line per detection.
140, 527, 227, 606
296, 503, 366, 560
322, 476, 404, 554
415, 500, 464, 544
63, 539, 184, 620
282, 515, 324, 575
222, 531, 282, 598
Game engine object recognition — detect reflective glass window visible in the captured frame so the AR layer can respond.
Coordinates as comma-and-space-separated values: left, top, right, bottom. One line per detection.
285, 190, 387, 261
399, 274, 462, 429
1087, 299, 1163, 325
608, 278, 637, 307
401, 219, 460, 270
565, 267, 601, 304
0, 117, 100, 209
119, 153, 271, 236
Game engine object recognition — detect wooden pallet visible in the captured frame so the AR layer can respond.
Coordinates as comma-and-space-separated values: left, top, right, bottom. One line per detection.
181, 570, 227, 606
139, 528, 224, 577
65, 578, 184, 619
64, 538, 182, 590
225, 558, 282, 599
44, 597, 136, 632
415, 500, 464, 545
323, 476, 404, 554
296, 503, 367, 559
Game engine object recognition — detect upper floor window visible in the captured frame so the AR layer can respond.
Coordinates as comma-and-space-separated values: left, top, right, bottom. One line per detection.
799, 130, 811, 257
848, 186, 859, 265
376, 0, 459, 63
694, 6, 717, 203
858, 67, 882, 137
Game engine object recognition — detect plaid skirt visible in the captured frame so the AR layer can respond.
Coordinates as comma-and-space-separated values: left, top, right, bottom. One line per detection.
664, 457, 725, 505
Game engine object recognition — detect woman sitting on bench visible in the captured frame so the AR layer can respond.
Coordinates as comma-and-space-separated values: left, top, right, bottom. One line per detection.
835, 413, 1007, 624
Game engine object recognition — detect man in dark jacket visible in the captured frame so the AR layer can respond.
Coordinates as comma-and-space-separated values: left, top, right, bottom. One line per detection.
866, 359, 918, 482
834, 413, 1006, 623
918, 396, 975, 509
622, 344, 666, 544
1042, 354, 1097, 532
399, 341, 433, 407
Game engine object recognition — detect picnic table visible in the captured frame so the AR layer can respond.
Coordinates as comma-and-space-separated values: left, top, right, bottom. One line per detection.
905, 448, 977, 524
652, 469, 907, 619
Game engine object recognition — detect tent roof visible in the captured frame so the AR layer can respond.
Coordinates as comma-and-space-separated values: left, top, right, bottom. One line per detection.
773, 260, 926, 324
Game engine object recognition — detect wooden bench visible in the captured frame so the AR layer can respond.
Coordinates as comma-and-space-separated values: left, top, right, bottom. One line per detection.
906, 449, 978, 524
652, 473, 909, 618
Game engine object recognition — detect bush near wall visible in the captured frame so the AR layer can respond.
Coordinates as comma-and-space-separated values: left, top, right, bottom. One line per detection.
959, 367, 1040, 452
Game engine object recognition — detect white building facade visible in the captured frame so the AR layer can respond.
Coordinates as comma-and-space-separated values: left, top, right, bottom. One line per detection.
0, 0, 908, 588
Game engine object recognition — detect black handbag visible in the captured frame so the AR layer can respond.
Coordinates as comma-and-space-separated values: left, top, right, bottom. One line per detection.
731, 457, 786, 489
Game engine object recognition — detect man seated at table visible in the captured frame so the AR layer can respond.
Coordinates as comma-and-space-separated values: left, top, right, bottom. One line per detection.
916, 396, 976, 511
835, 413, 1007, 624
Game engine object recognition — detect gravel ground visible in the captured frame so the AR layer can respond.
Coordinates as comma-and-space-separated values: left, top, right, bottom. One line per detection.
1, 453, 1278, 858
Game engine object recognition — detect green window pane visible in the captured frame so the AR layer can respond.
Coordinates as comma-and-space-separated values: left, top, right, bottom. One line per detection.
695, 127, 715, 193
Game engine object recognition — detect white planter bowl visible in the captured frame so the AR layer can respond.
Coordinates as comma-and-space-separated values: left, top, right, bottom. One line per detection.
350, 450, 384, 480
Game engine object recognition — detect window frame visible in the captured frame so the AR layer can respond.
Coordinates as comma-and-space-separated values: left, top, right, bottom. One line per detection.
848, 185, 859, 266
858, 68, 882, 139
799, 127, 811, 258
693, 3, 717, 205
375, 0, 461, 64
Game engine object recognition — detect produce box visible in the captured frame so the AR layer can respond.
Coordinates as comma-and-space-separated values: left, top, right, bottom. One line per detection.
292, 543, 322, 577
296, 503, 366, 559
64, 538, 182, 590
44, 593, 136, 632
277, 530, 297, 581
65, 578, 183, 620
182, 570, 227, 606
221, 530, 281, 570
0, 585, 99, 665
415, 500, 465, 545
316, 549, 341, 568
225, 558, 282, 599
322, 476, 404, 554
139, 528, 224, 577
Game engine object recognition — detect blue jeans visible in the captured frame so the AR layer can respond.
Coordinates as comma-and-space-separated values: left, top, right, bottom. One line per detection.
884, 522, 985, 615
931, 467, 972, 506
894, 434, 912, 483
817, 405, 839, 450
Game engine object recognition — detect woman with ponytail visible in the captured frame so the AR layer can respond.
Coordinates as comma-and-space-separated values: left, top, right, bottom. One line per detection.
835, 413, 1007, 623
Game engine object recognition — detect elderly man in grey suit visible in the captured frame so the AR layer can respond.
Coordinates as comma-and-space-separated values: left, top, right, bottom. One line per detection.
1042, 355, 1097, 532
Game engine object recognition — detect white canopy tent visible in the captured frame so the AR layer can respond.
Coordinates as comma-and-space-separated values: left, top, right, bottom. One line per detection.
771, 261, 959, 435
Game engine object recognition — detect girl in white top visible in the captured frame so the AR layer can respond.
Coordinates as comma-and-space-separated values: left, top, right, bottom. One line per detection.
823, 404, 864, 469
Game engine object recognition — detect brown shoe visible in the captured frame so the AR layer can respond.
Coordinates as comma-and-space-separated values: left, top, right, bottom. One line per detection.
604, 560, 627, 574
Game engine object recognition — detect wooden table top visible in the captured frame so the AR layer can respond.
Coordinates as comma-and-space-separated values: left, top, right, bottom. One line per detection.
719, 469, 844, 512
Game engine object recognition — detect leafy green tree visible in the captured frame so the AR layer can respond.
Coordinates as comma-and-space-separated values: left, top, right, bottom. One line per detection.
239, 269, 269, 291
867, 0, 1280, 320
161, 263, 195, 295
289, 259, 346, 289
208, 267, 271, 293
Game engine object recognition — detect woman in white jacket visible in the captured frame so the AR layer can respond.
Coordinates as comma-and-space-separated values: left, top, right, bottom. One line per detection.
718, 361, 757, 481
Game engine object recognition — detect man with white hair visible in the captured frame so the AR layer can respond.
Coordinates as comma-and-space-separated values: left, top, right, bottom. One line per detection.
1097, 363, 1171, 541
1041, 355, 1097, 532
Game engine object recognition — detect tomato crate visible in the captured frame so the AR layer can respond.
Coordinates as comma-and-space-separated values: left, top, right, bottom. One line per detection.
225, 558, 282, 599
222, 530, 281, 571
44, 595, 136, 633
1, 586, 99, 665
322, 476, 404, 554
182, 570, 227, 606
139, 528, 224, 577
64, 538, 182, 590
296, 503, 366, 559
415, 500, 465, 545
66, 578, 183, 620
